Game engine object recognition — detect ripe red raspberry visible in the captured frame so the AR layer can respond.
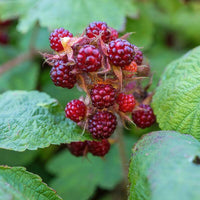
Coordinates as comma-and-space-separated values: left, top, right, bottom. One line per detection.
87, 139, 110, 157
49, 28, 73, 52
88, 111, 117, 139
90, 84, 116, 109
134, 49, 143, 65
108, 39, 135, 67
50, 60, 77, 89
65, 99, 86, 123
117, 93, 136, 113
76, 45, 102, 72
68, 141, 87, 157
122, 60, 137, 72
109, 27, 118, 41
132, 104, 156, 129
86, 21, 111, 43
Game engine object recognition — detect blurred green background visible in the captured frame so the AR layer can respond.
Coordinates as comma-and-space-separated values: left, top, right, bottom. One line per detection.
0, 0, 199, 199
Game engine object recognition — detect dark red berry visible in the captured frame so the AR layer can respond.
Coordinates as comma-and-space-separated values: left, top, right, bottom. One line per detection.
88, 111, 117, 139
134, 49, 143, 65
65, 99, 86, 123
0, 19, 13, 26
132, 104, 156, 129
87, 139, 110, 157
50, 60, 77, 89
108, 39, 135, 67
68, 141, 87, 157
0, 32, 9, 45
117, 93, 136, 113
90, 84, 116, 109
86, 21, 111, 43
109, 27, 118, 41
76, 45, 102, 72
49, 28, 73, 52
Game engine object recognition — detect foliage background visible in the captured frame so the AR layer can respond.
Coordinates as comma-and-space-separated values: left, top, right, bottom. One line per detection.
0, 0, 199, 199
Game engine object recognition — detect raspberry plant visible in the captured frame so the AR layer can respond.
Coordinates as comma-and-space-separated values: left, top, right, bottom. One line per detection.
44, 21, 155, 158
1, 1, 200, 198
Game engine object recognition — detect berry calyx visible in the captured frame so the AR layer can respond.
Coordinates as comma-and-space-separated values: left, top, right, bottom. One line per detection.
122, 60, 137, 72
65, 99, 86, 123
134, 49, 143, 65
109, 27, 118, 41
68, 141, 87, 157
108, 39, 135, 67
87, 139, 110, 157
90, 84, 116, 109
49, 28, 73, 52
86, 21, 111, 43
50, 60, 77, 88
88, 111, 117, 139
117, 93, 136, 113
132, 104, 156, 128
76, 45, 102, 72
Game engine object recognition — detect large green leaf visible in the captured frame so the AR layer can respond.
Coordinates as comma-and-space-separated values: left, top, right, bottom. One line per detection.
0, 0, 138, 34
152, 46, 200, 140
129, 131, 200, 200
0, 91, 91, 151
47, 135, 138, 200
0, 166, 62, 200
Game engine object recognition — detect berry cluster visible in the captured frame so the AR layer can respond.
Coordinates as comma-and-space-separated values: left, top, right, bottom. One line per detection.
44, 21, 156, 157
68, 139, 110, 157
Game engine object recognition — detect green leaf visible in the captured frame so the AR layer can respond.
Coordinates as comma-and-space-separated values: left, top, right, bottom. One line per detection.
129, 131, 200, 200
47, 135, 138, 200
0, 0, 138, 34
0, 90, 91, 151
0, 166, 62, 200
152, 46, 200, 140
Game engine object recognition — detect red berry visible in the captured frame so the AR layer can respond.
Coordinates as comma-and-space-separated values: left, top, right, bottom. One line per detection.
68, 141, 87, 157
132, 104, 156, 129
122, 61, 137, 72
108, 39, 135, 67
65, 100, 86, 123
90, 84, 116, 109
0, 19, 12, 26
86, 21, 111, 43
88, 111, 117, 139
50, 60, 77, 89
117, 93, 136, 113
109, 27, 118, 41
76, 45, 102, 72
49, 28, 73, 52
134, 49, 143, 65
0, 32, 9, 45
87, 139, 110, 157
